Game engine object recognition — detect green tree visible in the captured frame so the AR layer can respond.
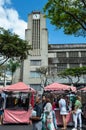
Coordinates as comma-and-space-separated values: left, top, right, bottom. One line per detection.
0, 64, 8, 86
7, 59, 20, 83
59, 67, 86, 86
0, 59, 20, 85
0, 27, 31, 66
43, 0, 86, 36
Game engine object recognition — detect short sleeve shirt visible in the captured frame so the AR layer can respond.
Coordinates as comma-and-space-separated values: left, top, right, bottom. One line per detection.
75, 100, 82, 109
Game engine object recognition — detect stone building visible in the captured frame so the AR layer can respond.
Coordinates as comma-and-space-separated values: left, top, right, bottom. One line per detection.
13, 11, 86, 92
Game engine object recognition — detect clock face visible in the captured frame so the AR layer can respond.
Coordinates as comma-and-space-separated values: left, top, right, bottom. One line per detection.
33, 14, 40, 19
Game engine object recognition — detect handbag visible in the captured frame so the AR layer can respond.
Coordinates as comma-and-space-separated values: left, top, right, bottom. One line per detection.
30, 116, 41, 121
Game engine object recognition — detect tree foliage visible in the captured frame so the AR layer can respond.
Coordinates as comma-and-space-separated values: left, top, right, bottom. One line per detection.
0, 59, 20, 85
36, 66, 58, 88
59, 67, 86, 85
43, 0, 86, 36
7, 59, 20, 82
0, 27, 31, 65
36, 67, 49, 88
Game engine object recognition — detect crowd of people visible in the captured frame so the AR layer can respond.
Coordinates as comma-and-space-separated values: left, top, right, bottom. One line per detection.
30, 93, 83, 130
0, 93, 4, 125
0, 91, 84, 130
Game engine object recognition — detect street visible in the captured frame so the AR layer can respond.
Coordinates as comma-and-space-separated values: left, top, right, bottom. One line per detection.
0, 124, 86, 130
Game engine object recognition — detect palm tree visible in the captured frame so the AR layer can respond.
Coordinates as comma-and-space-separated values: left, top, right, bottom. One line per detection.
7, 59, 20, 83
0, 65, 7, 86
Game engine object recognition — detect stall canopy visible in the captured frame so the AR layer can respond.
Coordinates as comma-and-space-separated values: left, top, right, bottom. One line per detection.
0, 86, 4, 93
44, 82, 76, 92
80, 87, 86, 91
3, 82, 36, 93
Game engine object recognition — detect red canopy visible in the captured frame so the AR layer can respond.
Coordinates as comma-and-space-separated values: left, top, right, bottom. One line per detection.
44, 82, 76, 92
80, 87, 86, 91
3, 82, 35, 92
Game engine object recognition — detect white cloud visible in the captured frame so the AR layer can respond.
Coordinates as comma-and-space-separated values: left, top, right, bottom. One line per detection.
0, 0, 27, 39
0, 0, 11, 6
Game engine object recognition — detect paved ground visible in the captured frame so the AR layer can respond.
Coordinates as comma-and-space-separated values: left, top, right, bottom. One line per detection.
0, 124, 86, 130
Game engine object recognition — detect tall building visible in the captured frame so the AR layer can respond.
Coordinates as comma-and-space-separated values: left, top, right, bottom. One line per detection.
14, 11, 48, 92
13, 11, 86, 91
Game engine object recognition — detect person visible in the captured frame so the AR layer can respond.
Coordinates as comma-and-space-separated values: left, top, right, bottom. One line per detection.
82, 102, 86, 124
42, 96, 57, 130
0, 93, 4, 125
65, 95, 72, 112
59, 95, 68, 130
72, 96, 82, 130
42, 95, 46, 112
52, 110, 58, 130
30, 96, 42, 130
52, 101, 57, 110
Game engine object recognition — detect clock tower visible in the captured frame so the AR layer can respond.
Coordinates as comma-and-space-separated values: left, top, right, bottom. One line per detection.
21, 11, 48, 92
33, 13, 40, 19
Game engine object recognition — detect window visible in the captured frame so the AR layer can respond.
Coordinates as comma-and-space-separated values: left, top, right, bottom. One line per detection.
30, 60, 41, 66
81, 51, 86, 57
82, 64, 86, 67
69, 51, 78, 57
32, 20, 40, 49
56, 64, 67, 73
30, 71, 40, 78
30, 84, 41, 91
69, 64, 79, 68
57, 52, 66, 57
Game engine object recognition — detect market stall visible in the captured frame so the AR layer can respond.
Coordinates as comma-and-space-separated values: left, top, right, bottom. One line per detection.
44, 82, 76, 126
2, 82, 35, 124
78, 87, 86, 121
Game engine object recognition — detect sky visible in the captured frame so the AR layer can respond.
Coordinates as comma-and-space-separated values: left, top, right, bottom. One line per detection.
0, 0, 86, 44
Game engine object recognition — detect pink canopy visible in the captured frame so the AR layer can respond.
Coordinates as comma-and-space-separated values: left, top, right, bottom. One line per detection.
3, 82, 35, 92
44, 82, 76, 92
80, 87, 86, 91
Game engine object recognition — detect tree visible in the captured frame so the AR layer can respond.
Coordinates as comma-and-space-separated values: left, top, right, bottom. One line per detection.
0, 59, 20, 85
0, 64, 8, 86
58, 67, 86, 86
36, 67, 49, 89
7, 59, 20, 83
36, 66, 58, 89
0, 27, 31, 66
43, 0, 86, 36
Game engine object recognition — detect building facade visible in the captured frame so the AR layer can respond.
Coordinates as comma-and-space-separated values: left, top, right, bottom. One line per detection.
14, 11, 48, 92
13, 12, 86, 92
48, 44, 86, 86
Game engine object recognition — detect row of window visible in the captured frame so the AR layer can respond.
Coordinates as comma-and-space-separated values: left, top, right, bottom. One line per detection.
30, 63, 86, 78
56, 51, 86, 57
30, 51, 86, 66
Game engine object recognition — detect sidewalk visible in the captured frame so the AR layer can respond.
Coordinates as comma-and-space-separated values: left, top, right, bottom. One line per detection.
83, 124, 86, 129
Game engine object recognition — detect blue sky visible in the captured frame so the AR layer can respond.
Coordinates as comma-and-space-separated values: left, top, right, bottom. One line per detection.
0, 0, 86, 44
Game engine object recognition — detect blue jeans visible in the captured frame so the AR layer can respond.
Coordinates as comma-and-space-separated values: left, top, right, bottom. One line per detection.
73, 109, 82, 128
32, 121, 42, 130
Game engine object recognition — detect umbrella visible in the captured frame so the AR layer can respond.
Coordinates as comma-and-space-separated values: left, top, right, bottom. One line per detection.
44, 82, 76, 92
80, 87, 86, 91
3, 82, 34, 92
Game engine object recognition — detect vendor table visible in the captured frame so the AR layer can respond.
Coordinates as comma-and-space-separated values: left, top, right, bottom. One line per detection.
3, 109, 32, 124
54, 108, 73, 126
